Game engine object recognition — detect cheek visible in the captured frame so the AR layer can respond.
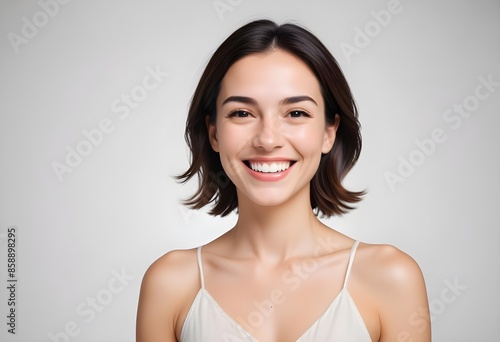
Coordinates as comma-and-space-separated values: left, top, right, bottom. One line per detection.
217, 126, 246, 154
288, 124, 326, 155
215, 126, 248, 175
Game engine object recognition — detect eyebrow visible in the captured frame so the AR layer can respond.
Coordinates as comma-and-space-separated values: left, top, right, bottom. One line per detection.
222, 96, 257, 106
221, 95, 318, 106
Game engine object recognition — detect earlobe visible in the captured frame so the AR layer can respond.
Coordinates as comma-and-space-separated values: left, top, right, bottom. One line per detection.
206, 115, 219, 152
322, 114, 339, 154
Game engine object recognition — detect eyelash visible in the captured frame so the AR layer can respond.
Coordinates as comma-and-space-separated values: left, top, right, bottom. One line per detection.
227, 110, 251, 118
227, 110, 311, 118
288, 110, 311, 118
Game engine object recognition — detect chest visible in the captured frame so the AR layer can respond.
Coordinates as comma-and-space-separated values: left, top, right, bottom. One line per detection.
203, 258, 350, 341
195, 288, 372, 342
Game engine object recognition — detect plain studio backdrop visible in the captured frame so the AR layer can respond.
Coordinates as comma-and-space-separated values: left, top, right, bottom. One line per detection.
0, 0, 499, 341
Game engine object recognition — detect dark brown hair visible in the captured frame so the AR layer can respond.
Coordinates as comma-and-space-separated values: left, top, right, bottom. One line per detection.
176, 19, 364, 217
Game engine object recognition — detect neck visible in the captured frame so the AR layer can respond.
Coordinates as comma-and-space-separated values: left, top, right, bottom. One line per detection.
228, 186, 325, 263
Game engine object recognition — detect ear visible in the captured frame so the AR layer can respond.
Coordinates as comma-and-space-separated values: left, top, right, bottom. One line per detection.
206, 115, 219, 152
321, 114, 339, 154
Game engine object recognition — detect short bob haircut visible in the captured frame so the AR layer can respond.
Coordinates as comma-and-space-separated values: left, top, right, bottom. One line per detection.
176, 19, 364, 217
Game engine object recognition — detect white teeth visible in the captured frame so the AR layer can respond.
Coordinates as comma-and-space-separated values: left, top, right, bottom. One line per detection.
249, 161, 291, 173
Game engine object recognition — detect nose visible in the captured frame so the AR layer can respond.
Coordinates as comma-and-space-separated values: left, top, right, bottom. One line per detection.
252, 116, 284, 151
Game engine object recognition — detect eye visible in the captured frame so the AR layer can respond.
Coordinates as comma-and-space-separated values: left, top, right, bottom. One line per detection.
288, 110, 311, 118
227, 110, 251, 118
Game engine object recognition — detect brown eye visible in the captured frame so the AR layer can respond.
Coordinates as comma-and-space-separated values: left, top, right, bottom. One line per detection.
228, 110, 250, 118
289, 110, 310, 118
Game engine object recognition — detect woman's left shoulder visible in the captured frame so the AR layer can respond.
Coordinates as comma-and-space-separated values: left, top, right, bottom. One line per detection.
355, 242, 426, 290
350, 242, 431, 340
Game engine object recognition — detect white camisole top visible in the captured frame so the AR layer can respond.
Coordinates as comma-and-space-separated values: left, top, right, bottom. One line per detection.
180, 241, 371, 341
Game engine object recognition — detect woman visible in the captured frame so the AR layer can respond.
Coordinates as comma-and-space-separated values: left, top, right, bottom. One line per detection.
136, 19, 431, 342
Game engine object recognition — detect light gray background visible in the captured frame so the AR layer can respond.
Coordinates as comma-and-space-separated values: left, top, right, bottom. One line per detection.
1, 0, 499, 341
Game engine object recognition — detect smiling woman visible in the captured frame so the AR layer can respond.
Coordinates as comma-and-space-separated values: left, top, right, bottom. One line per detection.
136, 19, 431, 342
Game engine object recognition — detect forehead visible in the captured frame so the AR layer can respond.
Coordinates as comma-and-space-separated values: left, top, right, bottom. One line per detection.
217, 50, 323, 104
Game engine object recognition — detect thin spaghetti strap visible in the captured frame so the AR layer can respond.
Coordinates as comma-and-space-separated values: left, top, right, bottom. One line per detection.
342, 240, 360, 289
196, 246, 205, 289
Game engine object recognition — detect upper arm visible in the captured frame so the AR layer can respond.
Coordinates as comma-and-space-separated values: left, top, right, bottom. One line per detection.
136, 258, 177, 342
136, 250, 197, 342
375, 246, 431, 342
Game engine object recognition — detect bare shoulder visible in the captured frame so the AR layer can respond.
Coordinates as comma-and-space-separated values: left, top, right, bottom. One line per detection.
355, 243, 431, 341
142, 248, 199, 291
136, 249, 199, 342
357, 243, 425, 286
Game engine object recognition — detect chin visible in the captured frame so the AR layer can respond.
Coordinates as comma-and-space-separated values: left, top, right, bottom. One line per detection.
239, 190, 298, 209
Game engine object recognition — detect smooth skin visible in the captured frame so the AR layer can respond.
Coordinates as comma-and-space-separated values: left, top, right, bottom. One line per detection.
136, 50, 431, 342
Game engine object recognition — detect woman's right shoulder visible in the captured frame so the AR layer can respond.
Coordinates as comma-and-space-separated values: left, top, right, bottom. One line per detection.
140, 248, 200, 303
145, 248, 199, 279
137, 248, 200, 342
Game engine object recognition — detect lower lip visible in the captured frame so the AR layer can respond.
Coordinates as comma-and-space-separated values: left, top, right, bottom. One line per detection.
245, 162, 295, 182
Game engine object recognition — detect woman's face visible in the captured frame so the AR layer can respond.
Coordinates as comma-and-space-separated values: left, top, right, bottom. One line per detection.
208, 49, 338, 208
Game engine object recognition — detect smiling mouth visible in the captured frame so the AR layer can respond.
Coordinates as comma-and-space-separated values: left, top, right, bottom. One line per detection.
244, 161, 296, 173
